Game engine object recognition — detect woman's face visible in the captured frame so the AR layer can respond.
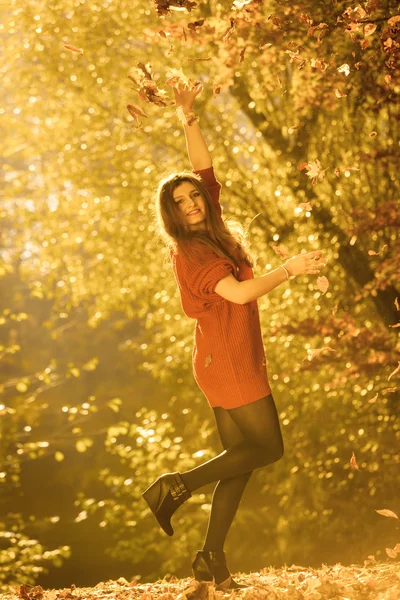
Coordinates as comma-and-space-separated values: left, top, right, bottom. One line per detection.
172, 181, 206, 231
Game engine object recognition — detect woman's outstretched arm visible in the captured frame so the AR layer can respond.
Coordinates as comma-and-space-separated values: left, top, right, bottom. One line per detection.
173, 80, 212, 171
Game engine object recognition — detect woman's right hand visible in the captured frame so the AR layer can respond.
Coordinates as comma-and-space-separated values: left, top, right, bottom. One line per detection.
283, 251, 326, 277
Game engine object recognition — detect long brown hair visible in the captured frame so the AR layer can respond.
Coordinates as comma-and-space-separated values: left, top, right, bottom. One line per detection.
153, 171, 255, 269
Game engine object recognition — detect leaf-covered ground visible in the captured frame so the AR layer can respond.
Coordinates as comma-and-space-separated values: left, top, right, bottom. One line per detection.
1, 560, 399, 600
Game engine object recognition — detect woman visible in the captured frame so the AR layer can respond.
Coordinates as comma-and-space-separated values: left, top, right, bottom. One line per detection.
143, 80, 326, 590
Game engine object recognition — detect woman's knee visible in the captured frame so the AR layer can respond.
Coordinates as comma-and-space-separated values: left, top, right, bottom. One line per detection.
256, 436, 284, 464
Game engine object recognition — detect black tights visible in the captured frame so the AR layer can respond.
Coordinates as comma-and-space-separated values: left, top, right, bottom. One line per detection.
180, 393, 284, 552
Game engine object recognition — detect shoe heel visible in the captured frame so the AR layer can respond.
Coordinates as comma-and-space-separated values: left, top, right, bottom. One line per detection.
142, 480, 161, 513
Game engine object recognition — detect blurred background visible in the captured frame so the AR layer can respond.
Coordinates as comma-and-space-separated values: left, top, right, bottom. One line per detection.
0, 0, 399, 593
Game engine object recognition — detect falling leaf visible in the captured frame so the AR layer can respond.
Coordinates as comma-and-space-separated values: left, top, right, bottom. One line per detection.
332, 304, 338, 315
304, 347, 336, 361
350, 451, 359, 471
297, 161, 308, 171
187, 19, 205, 31
368, 244, 387, 255
337, 63, 350, 76
342, 166, 360, 171
126, 103, 149, 119
381, 387, 397, 395
388, 361, 400, 381
375, 509, 398, 519
64, 44, 84, 55
335, 89, 347, 98
395, 297, 399, 311
385, 74, 392, 85
260, 42, 272, 50
334, 167, 341, 177
389, 323, 400, 328
361, 39, 370, 50
304, 159, 326, 184
316, 276, 329, 294
386, 548, 398, 559
364, 23, 377, 36
299, 202, 312, 211
369, 131, 377, 137
288, 124, 299, 134
368, 393, 378, 403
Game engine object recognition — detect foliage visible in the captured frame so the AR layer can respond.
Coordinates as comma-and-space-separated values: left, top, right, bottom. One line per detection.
0, 0, 399, 590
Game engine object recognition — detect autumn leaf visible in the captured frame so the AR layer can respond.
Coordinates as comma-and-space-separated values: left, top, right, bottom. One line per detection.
64, 44, 84, 55
126, 103, 149, 119
297, 161, 308, 171
375, 509, 399, 519
369, 131, 377, 137
332, 304, 338, 316
299, 202, 312, 211
316, 276, 329, 294
395, 297, 400, 311
350, 451, 359, 471
334, 167, 341, 177
388, 361, 400, 382
364, 23, 377, 36
385, 74, 392, 85
335, 89, 347, 98
389, 323, 400, 328
304, 159, 326, 184
386, 547, 398, 559
288, 124, 299, 134
260, 42, 272, 50
368, 244, 387, 255
381, 387, 397, 395
304, 347, 336, 361
368, 393, 378, 403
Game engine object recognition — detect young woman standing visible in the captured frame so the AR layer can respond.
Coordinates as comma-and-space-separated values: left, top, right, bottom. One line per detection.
142, 79, 327, 590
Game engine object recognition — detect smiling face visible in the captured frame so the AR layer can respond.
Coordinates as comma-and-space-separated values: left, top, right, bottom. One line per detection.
172, 181, 207, 231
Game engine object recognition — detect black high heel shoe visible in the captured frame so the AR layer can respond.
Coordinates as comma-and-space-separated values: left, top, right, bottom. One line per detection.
142, 471, 191, 536
192, 550, 248, 591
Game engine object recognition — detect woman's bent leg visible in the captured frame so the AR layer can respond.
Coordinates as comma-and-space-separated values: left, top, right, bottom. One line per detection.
180, 394, 283, 494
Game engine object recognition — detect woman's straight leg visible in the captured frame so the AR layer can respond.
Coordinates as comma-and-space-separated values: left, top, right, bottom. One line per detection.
180, 393, 284, 494
201, 406, 253, 553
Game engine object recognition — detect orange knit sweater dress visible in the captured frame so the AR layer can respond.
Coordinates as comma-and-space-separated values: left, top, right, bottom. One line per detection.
170, 166, 272, 409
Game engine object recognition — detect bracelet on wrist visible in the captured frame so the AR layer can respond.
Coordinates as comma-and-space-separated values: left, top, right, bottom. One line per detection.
280, 265, 290, 281
176, 105, 199, 126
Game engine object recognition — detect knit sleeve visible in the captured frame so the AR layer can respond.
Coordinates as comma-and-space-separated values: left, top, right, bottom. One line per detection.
175, 243, 236, 304
192, 166, 222, 218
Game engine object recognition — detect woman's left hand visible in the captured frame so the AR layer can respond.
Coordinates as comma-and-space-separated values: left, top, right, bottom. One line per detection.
173, 79, 204, 111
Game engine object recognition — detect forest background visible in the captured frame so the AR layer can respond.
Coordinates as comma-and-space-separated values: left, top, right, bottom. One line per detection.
0, 0, 399, 594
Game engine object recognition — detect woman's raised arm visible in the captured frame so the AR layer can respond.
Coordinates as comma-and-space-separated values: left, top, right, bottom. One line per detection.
173, 80, 212, 171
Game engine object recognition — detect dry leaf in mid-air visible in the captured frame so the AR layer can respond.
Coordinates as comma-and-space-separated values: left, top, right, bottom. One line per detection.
299, 202, 312, 211
388, 361, 400, 381
288, 124, 299, 134
350, 451, 360, 471
304, 159, 326, 184
375, 509, 399, 519
64, 44, 84, 55
304, 347, 336, 361
369, 131, 377, 137
394, 297, 399, 311
386, 547, 398, 558
335, 89, 347, 98
316, 276, 329, 294
368, 393, 378, 403
368, 244, 387, 255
